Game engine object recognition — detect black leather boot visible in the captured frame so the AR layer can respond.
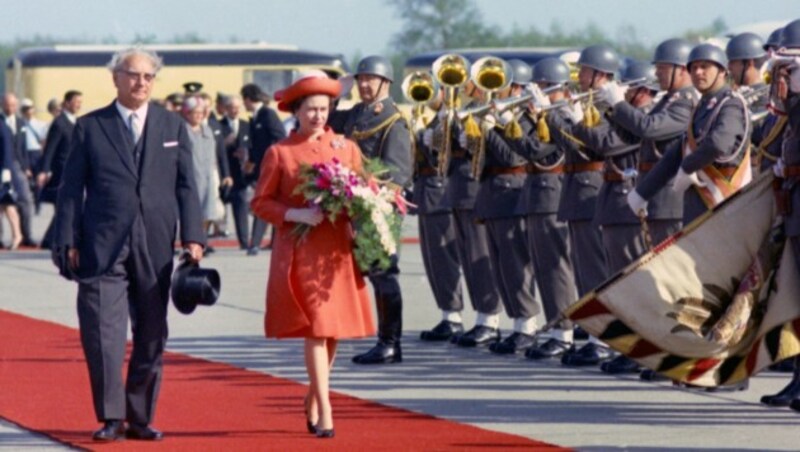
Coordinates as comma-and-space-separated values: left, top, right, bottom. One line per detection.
762, 357, 800, 406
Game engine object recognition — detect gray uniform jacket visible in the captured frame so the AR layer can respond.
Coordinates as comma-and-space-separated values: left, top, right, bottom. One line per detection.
412, 115, 450, 215
547, 113, 604, 222
339, 98, 413, 189
752, 113, 787, 172
509, 114, 564, 215
609, 86, 698, 219
473, 120, 532, 221
637, 85, 749, 222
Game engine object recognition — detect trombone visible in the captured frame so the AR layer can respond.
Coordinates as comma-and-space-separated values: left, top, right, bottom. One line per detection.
431, 53, 470, 176
401, 70, 439, 132
468, 56, 513, 179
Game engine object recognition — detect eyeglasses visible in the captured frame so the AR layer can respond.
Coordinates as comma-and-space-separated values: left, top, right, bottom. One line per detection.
118, 69, 156, 83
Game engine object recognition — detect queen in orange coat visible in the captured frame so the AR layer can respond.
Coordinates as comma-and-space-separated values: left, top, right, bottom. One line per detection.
251, 71, 375, 438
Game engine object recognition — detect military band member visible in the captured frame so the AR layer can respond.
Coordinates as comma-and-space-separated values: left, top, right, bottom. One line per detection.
415, 94, 466, 342
508, 57, 580, 360
545, 45, 619, 366
333, 56, 413, 364
761, 18, 800, 410
442, 79, 505, 348
633, 43, 750, 225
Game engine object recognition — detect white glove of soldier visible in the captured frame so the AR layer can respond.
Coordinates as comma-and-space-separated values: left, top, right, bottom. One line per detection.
626, 189, 648, 216
422, 129, 434, 148
498, 109, 514, 126
598, 81, 627, 106
458, 130, 468, 148
774, 158, 786, 178
285, 207, 323, 226
0, 169, 10, 184
529, 84, 551, 110
482, 114, 497, 129
671, 168, 704, 193
789, 58, 800, 93
560, 101, 584, 123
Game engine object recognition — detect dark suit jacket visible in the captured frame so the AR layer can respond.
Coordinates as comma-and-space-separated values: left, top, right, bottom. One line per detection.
40, 113, 75, 203
248, 105, 285, 183
55, 101, 205, 282
0, 114, 27, 171
220, 116, 251, 189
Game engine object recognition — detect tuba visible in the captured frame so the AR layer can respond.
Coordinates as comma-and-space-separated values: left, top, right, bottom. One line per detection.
468, 56, 512, 179
431, 53, 470, 176
401, 70, 439, 132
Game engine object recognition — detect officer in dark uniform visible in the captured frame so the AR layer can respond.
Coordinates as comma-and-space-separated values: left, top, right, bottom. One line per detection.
467, 59, 540, 355
335, 56, 413, 364
726, 33, 768, 109
506, 57, 580, 360
415, 93, 467, 342
634, 43, 750, 225
545, 45, 618, 366
760, 18, 800, 409
439, 78, 505, 347
219, 95, 253, 250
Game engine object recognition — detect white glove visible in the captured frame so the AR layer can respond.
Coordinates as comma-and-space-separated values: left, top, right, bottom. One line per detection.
498, 110, 514, 126
422, 129, 434, 148
0, 169, 10, 184
560, 101, 584, 123
671, 168, 704, 193
530, 84, 551, 109
789, 58, 800, 93
482, 114, 497, 129
458, 131, 468, 148
598, 81, 627, 106
773, 158, 786, 178
626, 189, 648, 216
285, 207, 323, 226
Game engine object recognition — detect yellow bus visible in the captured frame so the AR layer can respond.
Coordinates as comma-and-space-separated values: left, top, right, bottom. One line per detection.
5, 43, 351, 119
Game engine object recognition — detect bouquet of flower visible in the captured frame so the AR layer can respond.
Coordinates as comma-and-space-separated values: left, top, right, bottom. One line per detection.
292, 157, 406, 271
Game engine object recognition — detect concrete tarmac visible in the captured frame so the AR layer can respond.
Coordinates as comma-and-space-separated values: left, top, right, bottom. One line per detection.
0, 206, 797, 450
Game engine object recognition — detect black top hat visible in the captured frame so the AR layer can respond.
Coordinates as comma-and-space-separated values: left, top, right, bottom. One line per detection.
183, 81, 204, 94
171, 258, 221, 315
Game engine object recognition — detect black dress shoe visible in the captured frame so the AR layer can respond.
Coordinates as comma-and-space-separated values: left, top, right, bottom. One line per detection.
769, 358, 796, 373
561, 342, 612, 366
420, 320, 464, 342
352, 341, 402, 364
456, 325, 500, 347
790, 398, 800, 412
761, 373, 800, 406
639, 369, 669, 381
246, 247, 259, 256
600, 355, 641, 374
125, 423, 163, 441
489, 332, 536, 355
92, 420, 125, 442
525, 338, 572, 360
573, 326, 589, 341
315, 428, 335, 438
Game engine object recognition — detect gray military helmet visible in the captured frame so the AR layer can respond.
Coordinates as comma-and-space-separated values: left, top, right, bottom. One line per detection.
764, 27, 784, 51
779, 19, 800, 49
507, 59, 533, 85
726, 32, 766, 61
621, 60, 658, 91
652, 38, 692, 66
577, 45, 620, 74
532, 57, 571, 84
355, 55, 394, 83
688, 43, 728, 69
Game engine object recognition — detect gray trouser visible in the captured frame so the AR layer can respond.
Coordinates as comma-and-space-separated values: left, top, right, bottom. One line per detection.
452, 209, 502, 315
602, 223, 648, 275
648, 219, 682, 247
568, 220, 609, 296
77, 217, 168, 424
485, 216, 539, 319
418, 211, 463, 312
527, 213, 577, 329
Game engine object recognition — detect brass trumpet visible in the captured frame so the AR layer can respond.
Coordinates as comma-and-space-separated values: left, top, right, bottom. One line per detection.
431, 53, 470, 176
468, 56, 513, 179
491, 84, 566, 115
401, 70, 439, 131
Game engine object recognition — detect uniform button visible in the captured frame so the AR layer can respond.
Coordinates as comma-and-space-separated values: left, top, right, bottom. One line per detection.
622, 188, 629, 194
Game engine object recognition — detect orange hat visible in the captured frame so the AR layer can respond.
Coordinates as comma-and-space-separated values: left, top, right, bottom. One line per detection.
275, 70, 341, 112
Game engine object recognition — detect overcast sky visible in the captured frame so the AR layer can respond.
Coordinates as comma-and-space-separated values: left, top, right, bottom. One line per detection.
2, 0, 795, 58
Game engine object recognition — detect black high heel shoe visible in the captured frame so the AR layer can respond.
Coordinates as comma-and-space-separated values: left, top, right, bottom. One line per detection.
315, 427, 335, 438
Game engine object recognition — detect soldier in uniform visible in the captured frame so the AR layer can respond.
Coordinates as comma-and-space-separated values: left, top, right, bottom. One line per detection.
415, 93, 466, 342
333, 56, 413, 364
545, 45, 620, 366
439, 78, 505, 347
633, 43, 750, 225
760, 18, 800, 409
506, 57, 579, 360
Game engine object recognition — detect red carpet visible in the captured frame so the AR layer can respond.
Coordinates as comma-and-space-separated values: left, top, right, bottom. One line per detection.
0, 310, 562, 451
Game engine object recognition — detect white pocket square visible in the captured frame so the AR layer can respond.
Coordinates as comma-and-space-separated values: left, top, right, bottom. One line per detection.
163, 141, 179, 148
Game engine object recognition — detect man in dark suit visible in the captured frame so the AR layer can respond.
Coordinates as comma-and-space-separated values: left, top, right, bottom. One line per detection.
54, 48, 204, 442
240, 83, 285, 255
37, 90, 82, 249
220, 94, 252, 249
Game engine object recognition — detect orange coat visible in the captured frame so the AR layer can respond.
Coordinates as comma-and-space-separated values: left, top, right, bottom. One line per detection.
251, 128, 376, 339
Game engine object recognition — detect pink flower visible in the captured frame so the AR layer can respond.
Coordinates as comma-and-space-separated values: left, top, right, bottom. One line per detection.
315, 176, 331, 190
